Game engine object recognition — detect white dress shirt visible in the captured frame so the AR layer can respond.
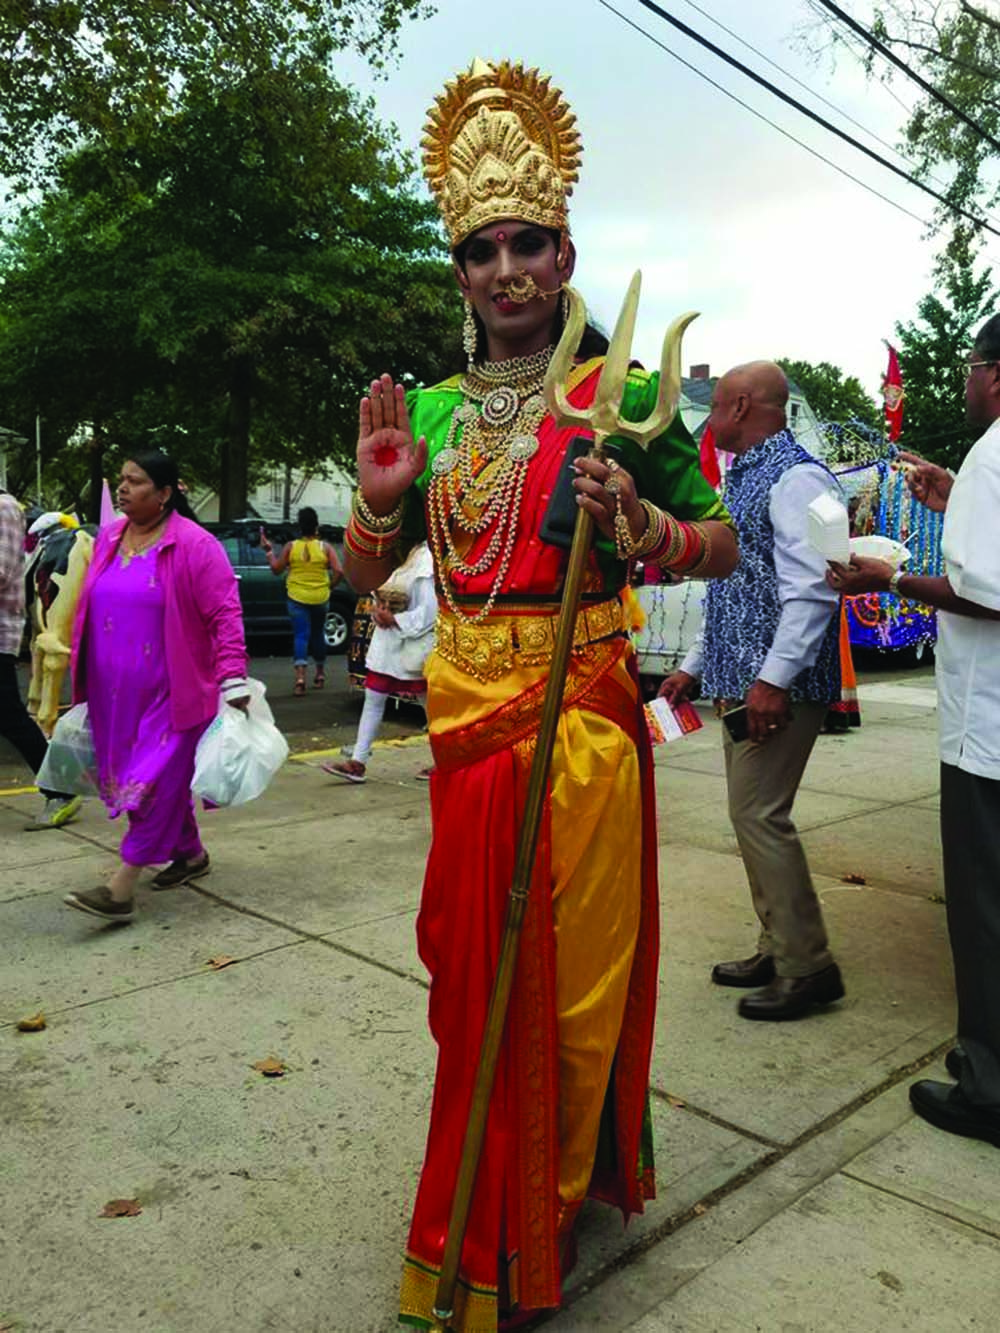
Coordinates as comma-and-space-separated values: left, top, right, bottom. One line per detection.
681, 463, 840, 687
937, 417, 1000, 778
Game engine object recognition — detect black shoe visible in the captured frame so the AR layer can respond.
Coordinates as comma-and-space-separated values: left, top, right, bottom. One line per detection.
738, 963, 845, 1021
711, 953, 776, 989
151, 853, 210, 890
910, 1079, 1000, 1148
945, 1045, 965, 1081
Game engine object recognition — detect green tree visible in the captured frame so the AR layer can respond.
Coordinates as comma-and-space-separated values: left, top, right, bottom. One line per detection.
775, 357, 881, 428
0, 63, 461, 519
0, 0, 433, 186
893, 227, 995, 469
834, 2, 1000, 230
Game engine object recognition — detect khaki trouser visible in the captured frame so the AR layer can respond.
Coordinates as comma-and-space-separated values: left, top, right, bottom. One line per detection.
723, 702, 833, 978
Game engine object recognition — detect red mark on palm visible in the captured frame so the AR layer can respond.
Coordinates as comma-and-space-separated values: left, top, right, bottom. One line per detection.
373, 445, 399, 467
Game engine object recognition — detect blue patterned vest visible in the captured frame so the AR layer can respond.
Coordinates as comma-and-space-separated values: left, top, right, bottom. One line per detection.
701, 429, 841, 703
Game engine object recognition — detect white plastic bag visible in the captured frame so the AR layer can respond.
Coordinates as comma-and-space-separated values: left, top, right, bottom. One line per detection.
192, 679, 288, 807
35, 702, 100, 796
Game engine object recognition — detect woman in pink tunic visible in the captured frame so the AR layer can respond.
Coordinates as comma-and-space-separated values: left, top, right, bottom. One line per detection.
64, 450, 248, 924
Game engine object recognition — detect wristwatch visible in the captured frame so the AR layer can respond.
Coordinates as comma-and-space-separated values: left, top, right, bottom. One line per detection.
888, 567, 906, 596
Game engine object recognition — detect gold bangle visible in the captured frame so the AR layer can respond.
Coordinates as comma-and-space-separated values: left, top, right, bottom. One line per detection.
685, 523, 714, 577
353, 489, 404, 531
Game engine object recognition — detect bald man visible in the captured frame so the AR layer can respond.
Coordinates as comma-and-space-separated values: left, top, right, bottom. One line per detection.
661, 362, 845, 1021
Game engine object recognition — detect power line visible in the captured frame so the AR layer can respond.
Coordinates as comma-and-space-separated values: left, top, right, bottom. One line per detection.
814, 0, 1000, 154
679, 0, 912, 167
682, 0, 1000, 234
596, 0, 931, 233
623, 0, 1000, 239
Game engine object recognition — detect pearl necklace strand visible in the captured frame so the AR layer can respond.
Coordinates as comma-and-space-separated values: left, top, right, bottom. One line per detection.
429, 347, 554, 626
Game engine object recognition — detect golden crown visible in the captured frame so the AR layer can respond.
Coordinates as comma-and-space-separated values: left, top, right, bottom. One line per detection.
422, 58, 582, 247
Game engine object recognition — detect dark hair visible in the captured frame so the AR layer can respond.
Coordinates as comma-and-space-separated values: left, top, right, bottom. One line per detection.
974, 314, 1000, 362
128, 448, 196, 520
297, 506, 319, 536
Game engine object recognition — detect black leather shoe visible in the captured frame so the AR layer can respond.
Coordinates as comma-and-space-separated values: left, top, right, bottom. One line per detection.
737, 963, 845, 1021
711, 953, 776, 988
910, 1079, 1000, 1147
945, 1045, 965, 1081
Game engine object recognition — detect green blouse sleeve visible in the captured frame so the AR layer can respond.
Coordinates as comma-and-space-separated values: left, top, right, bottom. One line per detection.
612, 369, 730, 524
399, 382, 464, 548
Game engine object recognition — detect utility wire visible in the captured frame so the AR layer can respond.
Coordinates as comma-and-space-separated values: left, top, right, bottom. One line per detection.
615, 0, 1000, 240
597, 0, 929, 231
682, 0, 1000, 232
680, 0, 911, 166
814, 0, 1000, 153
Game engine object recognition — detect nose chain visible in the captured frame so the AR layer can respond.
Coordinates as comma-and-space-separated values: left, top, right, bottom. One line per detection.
428, 347, 554, 626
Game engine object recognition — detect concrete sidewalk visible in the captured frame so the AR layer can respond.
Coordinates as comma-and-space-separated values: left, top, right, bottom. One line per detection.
2, 669, 998, 1332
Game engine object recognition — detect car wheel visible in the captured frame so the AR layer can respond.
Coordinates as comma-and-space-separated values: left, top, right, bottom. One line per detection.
324, 606, 350, 652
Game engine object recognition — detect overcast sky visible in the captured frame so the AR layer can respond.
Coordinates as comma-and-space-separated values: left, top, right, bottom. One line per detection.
340, 0, 999, 398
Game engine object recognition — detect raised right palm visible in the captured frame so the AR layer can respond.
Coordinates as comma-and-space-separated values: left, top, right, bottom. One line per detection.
356, 374, 428, 514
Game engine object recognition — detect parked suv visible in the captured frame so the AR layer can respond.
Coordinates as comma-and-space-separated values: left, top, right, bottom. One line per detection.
203, 519, 355, 651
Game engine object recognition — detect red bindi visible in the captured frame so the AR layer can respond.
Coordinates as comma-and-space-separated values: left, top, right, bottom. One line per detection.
496, 230, 507, 242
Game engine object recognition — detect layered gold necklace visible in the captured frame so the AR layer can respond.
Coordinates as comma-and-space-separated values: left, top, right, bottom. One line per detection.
428, 346, 553, 625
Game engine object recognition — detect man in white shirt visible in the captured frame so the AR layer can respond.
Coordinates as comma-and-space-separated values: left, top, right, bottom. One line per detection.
830, 315, 1000, 1147
661, 362, 845, 1021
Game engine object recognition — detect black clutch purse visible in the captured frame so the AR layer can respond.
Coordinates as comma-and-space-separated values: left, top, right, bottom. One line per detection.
538, 437, 623, 550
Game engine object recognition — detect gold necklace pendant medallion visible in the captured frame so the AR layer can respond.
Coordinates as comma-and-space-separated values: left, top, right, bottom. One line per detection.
507, 434, 539, 463
481, 385, 520, 427
432, 447, 460, 476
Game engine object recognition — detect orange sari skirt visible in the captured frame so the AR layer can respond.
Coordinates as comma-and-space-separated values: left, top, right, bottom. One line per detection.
399, 611, 659, 1331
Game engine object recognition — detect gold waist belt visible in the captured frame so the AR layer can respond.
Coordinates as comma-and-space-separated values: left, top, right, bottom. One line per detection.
434, 598, 627, 683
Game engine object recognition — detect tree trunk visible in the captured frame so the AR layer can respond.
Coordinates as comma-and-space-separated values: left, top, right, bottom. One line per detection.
282, 461, 292, 521
220, 357, 252, 521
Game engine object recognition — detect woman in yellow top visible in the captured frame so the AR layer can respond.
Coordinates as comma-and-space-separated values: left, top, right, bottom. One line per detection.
262, 507, 343, 695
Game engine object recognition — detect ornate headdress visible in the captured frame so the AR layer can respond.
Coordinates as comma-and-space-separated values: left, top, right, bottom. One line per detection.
422, 58, 582, 248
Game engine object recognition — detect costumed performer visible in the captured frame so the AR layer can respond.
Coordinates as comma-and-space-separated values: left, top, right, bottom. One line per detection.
341, 59, 740, 1332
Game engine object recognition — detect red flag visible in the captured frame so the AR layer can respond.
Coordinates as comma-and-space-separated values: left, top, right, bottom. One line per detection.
882, 343, 904, 442
699, 422, 721, 488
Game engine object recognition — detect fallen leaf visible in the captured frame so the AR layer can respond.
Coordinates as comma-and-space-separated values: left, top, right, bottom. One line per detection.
100, 1198, 142, 1218
253, 1057, 286, 1078
207, 955, 237, 971
841, 873, 867, 885
692, 1203, 708, 1216
16, 1012, 46, 1032
665, 1094, 687, 1109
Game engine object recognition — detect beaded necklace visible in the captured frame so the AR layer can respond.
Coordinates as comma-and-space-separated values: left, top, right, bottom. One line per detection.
428, 346, 554, 625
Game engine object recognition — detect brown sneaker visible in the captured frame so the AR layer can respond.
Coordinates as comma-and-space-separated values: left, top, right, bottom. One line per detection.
64, 886, 135, 923
151, 853, 210, 890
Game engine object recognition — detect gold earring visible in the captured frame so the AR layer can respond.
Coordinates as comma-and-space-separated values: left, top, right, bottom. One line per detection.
462, 301, 478, 369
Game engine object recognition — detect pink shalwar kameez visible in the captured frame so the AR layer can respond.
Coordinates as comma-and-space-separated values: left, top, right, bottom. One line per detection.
85, 546, 205, 865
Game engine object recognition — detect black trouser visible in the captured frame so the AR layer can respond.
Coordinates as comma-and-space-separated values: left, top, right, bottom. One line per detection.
941, 761, 1000, 1108
0, 651, 62, 798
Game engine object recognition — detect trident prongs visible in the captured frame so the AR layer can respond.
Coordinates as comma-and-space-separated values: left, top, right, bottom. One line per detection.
543, 271, 699, 456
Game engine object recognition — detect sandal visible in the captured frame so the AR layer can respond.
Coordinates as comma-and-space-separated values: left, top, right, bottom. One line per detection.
313, 669, 326, 689
293, 681, 306, 696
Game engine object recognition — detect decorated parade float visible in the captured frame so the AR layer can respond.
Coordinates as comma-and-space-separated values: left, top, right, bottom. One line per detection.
834, 453, 943, 664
